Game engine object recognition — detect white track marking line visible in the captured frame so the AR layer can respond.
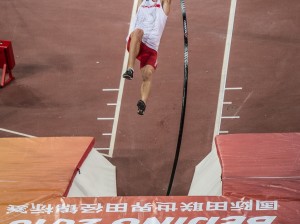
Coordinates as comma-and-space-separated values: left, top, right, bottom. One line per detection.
222, 116, 240, 119
107, 103, 117, 106
94, 147, 111, 150
107, 0, 139, 158
97, 118, 114, 120
102, 89, 119, 92
102, 133, 112, 136
225, 87, 242, 90
212, 0, 237, 151
223, 102, 232, 105
0, 128, 36, 137
219, 131, 229, 134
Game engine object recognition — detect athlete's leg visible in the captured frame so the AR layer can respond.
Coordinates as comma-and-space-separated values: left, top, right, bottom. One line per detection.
140, 65, 155, 103
136, 65, 155, 115
128, 29, 144, 69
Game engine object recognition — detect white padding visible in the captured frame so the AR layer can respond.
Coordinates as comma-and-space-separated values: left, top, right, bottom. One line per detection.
68, 149, 117, 197
188, 149, 222, 196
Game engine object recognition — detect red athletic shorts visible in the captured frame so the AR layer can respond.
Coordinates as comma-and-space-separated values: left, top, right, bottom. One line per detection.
127, 37, 158, 69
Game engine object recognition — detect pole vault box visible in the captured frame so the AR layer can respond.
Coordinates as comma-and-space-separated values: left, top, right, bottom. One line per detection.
0, 40, 15, 69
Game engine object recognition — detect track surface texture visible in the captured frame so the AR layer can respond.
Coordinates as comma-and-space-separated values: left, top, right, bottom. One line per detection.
1, 0, 300, 196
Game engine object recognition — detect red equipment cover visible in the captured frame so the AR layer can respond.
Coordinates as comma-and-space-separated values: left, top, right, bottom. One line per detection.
0, 48, 6, 68
1, 196, 299, 223
215, 133, 300, 199
0, 137, 95, 206
0, 40, 15, 69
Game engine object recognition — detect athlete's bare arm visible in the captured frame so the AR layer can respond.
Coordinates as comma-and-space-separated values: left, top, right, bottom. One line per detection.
162, 0, 172, 16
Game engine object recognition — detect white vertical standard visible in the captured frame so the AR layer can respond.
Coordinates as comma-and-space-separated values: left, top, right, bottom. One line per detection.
188, 0, 238, 196
107, 0, 139, 157
211, 0, 237, 151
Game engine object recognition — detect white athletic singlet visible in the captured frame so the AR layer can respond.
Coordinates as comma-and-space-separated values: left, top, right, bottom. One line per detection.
128, 0, 168, 51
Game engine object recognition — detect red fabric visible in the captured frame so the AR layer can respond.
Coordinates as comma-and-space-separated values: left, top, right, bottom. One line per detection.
222, 179, 299, 199
127, 37, 158, 69
215, 133, 300, 199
